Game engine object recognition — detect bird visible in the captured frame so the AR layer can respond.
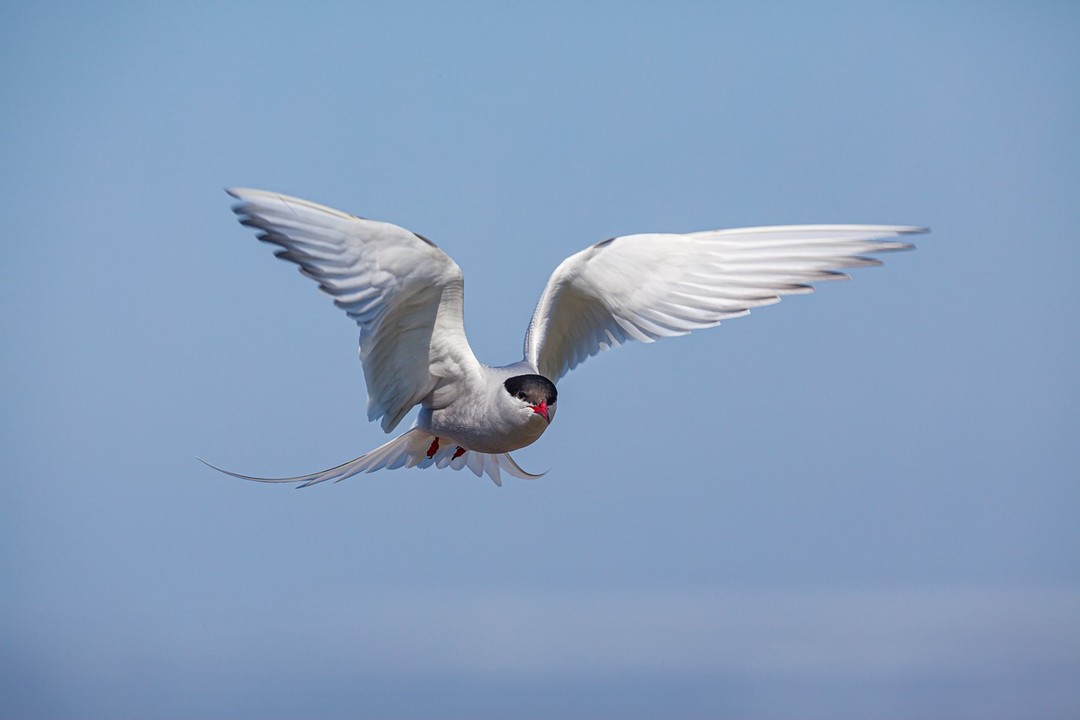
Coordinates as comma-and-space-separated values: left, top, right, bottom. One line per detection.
203, 188, 925, 487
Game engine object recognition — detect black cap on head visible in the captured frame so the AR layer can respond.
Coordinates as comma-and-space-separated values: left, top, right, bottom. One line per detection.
503, 374, 557, 405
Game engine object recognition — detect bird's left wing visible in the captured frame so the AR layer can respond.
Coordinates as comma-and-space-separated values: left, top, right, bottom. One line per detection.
524, 225, 925, 382
228, 188, 482, 432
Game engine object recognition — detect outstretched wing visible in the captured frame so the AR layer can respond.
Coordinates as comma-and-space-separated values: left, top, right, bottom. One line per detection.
524, 224, 926, 382
228, 188, 482, 432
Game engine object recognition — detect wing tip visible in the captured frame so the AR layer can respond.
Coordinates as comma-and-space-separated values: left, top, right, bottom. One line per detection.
225, 186, 266, 202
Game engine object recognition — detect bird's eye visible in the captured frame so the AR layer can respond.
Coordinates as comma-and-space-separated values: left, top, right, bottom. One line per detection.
517, 391, 527, 400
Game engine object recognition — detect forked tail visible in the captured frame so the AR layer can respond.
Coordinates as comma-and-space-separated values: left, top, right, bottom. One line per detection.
199, 427, 543, 487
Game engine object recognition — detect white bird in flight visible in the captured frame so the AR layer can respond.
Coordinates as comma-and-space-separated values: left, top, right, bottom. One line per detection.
205, 188, 924, 487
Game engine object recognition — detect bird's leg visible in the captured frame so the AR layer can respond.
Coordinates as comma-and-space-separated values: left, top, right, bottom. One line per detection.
452, 446, 466, 460
426, 437, 440, 458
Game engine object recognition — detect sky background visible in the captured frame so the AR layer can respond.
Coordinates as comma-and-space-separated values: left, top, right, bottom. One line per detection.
2, 2, 1078, 718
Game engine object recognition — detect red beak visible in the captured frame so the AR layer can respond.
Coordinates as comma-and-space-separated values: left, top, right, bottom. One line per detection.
530, 400, 550, 423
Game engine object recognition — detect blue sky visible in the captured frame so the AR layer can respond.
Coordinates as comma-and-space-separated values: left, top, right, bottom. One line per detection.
2, 2, 1078, 718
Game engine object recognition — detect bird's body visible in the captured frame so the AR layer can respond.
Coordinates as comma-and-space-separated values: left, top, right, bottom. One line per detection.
420, 363, 553, 455
205, 188, 924, 486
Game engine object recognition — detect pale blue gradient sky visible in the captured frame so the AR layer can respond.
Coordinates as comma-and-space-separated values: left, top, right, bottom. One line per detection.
2, 2, 1078, 718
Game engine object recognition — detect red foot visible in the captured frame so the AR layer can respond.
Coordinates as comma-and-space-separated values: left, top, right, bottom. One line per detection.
426, 437, 440, 458
452, 446, 466, 460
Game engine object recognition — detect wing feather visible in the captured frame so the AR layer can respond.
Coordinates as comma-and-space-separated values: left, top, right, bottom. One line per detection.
525, 224, 926, 382
228, 188, 481, 432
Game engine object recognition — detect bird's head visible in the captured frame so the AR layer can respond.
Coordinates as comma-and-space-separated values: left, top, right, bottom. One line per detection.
503, 374, 558, 425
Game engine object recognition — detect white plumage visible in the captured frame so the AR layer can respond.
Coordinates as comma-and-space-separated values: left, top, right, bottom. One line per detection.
204, 188, 924, 486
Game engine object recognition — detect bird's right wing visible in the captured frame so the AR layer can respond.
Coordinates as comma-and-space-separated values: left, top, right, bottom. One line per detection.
524, 224, 925, 382
228, 188, 482, 432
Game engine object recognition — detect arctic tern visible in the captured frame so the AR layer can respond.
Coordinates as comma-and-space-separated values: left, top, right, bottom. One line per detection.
205, 188, 924, 486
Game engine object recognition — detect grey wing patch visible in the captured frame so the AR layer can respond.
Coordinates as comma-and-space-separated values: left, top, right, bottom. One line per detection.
593, 236, 618, 248
412, 231, 437, 247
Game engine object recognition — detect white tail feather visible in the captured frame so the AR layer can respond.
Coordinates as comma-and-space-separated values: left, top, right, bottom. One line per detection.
199, 428, 544, 487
